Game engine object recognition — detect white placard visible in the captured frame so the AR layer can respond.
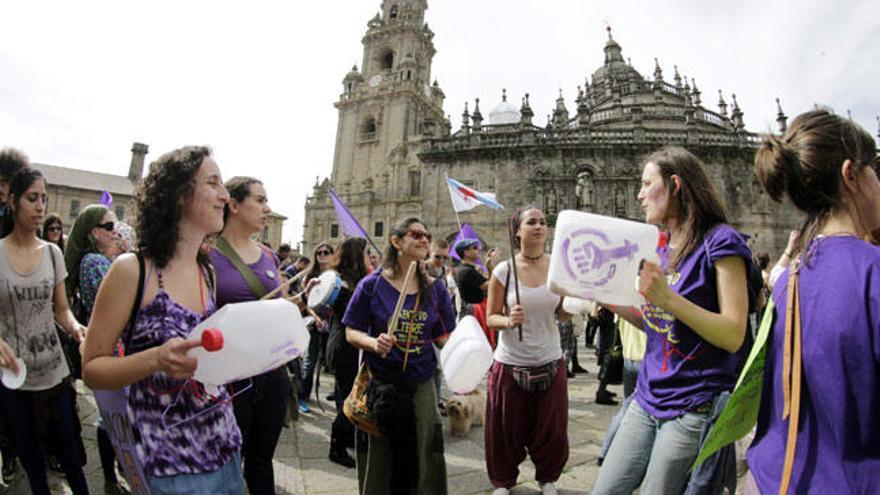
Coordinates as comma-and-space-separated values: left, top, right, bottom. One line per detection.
548, 210, 659, 307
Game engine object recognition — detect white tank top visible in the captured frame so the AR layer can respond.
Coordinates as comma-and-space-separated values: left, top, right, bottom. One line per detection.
492, 260, 562, 367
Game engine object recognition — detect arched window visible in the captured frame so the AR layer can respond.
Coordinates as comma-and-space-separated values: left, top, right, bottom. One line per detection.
389, 5, 398, 19
362, 117, 377, 140
381, 50, 394, 71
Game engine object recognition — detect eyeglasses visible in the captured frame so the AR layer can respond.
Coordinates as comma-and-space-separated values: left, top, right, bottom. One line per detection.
96, 222, 115, 231
406, 230, 432, 242
47, 226, 62, 233
316, 250, 332, 256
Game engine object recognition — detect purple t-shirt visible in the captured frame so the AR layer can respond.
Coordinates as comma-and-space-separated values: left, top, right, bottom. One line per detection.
747, 237, 880, 494
637, 224, 751, 419
209, 246, 281, 306
342, 270, 456, 382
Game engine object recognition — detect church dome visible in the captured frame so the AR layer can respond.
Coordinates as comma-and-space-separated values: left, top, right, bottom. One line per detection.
488, 90, 520, 125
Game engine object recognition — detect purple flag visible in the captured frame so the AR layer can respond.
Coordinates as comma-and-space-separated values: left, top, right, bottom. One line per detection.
100, 190, 113, 207
450, 223, 486, 269
328, 188, 369, 239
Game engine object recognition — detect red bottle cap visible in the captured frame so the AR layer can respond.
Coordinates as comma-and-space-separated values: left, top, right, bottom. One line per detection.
201, 328, 224, 352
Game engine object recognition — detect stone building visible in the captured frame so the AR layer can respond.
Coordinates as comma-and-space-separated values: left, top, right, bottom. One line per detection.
302, 0, 800, 258
36, 143, 287, 248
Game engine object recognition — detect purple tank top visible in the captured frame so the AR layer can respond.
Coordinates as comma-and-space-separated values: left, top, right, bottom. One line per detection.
126, 267, 242, 477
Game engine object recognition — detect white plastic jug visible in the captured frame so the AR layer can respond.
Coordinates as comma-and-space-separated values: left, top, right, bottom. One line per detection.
562, 296, 595, 316
548, 210, 659, 307
187, 299, 310, 387
440, 316, 493, 394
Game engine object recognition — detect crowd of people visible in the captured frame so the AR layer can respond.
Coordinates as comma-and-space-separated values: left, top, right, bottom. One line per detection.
0, 106, 875, 494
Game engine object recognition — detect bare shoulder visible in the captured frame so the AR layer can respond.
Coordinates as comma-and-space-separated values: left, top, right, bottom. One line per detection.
107, 253, 142, 284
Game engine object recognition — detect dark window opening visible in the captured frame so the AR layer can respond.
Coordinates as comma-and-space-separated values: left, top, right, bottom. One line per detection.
331, 223, 339, 238
381, 50, 394, 70
69, 200, 80, 218
362, 117, 377, 140
374, 221, 384, 237
389, 5, 398, 19
115, 206, 125, 221
409, 170, 421, 196
406, 70, 412, 80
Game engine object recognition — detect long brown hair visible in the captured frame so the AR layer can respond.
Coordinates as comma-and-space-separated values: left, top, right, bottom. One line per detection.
383, 217, 432, 302
645, 146, 729, 269
755, 109, 877, 257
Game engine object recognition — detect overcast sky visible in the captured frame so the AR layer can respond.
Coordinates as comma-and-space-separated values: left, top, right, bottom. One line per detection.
1, 0, 877, 248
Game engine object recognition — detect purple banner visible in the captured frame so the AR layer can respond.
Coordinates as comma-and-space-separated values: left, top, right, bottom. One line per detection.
328, 188, 369, 239
94, 389, 151, 495
450, 223, 486, 270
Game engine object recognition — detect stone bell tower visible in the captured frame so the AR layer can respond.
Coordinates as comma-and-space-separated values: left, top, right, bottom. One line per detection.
302, 0, 447, 254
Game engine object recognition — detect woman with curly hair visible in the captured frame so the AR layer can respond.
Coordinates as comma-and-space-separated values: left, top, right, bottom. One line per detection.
39, 213, 65, 252
82, 146, 243, 494
0, 168, 88, 495
208, 176, 288, 494
343, 218, 455, 495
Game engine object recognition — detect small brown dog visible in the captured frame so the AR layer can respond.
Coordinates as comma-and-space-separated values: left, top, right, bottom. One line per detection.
445, 390, 486, 437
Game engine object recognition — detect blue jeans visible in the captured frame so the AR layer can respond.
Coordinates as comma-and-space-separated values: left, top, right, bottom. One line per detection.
591, 400, 708, 495
599, 359, 642, 460
148, 452, 243, 495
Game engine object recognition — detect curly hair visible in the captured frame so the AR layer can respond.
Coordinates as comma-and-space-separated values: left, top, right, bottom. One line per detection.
382, 217, 432, 303
134, 145, 211, 268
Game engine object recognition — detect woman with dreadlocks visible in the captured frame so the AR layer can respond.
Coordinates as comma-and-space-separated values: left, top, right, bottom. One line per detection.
342, 217, 455, 495
484, 206, 570, 495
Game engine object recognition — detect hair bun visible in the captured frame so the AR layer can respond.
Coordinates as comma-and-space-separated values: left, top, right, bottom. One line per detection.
755, 134, 803, 203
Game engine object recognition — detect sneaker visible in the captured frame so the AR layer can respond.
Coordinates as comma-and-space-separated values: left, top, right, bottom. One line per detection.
298, 400, 311, 414
325, 393, 337, 402
491, 488, 510, 495
2, 457, 16, 484
566, 370, 576, 378
105, 480, 132, 495
572, 364, 588, 374
540, 482, 558, 495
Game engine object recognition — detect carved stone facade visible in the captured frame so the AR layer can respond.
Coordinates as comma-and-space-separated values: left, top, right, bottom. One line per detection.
303, 4, 800, 258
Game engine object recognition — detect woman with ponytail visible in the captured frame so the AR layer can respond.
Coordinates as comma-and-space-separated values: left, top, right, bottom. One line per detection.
342, 217, 455, 495
484, 206, 570, 495
747, 110, 880, 494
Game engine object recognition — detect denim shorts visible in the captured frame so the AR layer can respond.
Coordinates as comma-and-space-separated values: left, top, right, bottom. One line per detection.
147, 452, 243, 495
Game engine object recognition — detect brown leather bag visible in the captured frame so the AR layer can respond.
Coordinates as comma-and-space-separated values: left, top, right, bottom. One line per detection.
343, 362, 383, 437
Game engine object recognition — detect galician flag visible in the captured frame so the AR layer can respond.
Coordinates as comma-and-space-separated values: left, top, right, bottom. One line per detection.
446, 175, 504, 212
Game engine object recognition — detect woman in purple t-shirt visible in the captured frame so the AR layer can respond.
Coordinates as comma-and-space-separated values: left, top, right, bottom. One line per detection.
747, 110, 880, 494
592, 146, 752, 495
83, 146, 243, 494
342, 217, 455, 495
209, 176, 289, 494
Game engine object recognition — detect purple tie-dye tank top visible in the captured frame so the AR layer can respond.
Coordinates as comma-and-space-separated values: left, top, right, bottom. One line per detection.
126, 274, 242, 477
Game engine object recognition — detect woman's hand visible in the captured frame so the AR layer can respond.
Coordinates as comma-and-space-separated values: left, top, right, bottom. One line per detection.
373, 333, 398, 357
304, 277, 321, 294
639, 261, 673, 308
0, 339, 19, 375
156, 338, 202, 380
69, 323, 87, 343
508, 304, 525, 327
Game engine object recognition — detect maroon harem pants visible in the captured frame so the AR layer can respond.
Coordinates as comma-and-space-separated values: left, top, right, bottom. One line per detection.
484, 359, 569, 488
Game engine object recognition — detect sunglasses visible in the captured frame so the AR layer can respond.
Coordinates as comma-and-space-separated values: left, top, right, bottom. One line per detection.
406, 230, 432, 242
433, 254, 448, 260
47, 226, 62, 233
316, 250, 332, 256
96, 222, 115, 232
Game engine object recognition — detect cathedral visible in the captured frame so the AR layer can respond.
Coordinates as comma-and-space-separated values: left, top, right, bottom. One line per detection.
301, 0, 799, 258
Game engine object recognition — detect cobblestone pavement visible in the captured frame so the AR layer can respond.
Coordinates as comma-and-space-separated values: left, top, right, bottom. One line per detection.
5, 351, 622, 494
